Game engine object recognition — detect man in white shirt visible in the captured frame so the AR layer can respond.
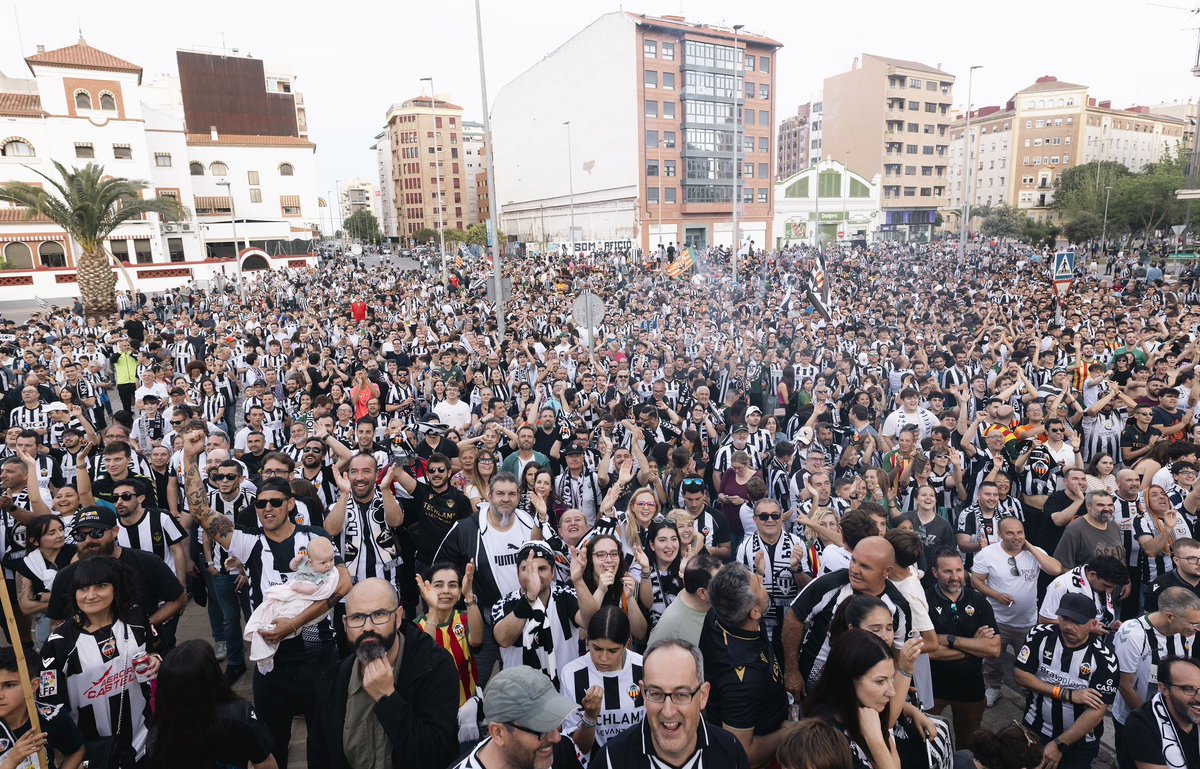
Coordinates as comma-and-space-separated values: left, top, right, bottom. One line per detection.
881, 387, 939, 441
970, 517, 1064, 706
433, 381, 472, 432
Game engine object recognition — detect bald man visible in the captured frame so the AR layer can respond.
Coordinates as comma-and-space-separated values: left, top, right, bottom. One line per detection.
782, 536, 916, 699
310, 578, 459, 769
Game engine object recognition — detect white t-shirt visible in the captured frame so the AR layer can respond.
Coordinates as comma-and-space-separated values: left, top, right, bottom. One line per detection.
819, 544, 851, 576
971, 542, 1045, 626
480, 511, 536, 599
433, 399, 472, 431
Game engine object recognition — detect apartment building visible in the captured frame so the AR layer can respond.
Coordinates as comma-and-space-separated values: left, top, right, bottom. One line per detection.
381, 94, 471, 241
777, 103, 810, 179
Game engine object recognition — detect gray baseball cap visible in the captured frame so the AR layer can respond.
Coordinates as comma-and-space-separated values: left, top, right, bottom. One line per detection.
483, 667, 573, 734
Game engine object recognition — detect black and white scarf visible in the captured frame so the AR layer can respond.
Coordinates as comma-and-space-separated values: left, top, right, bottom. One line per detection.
1151, 692, 1188, 769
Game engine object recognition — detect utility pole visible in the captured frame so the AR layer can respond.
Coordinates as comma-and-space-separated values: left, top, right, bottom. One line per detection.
474, 0, 505, 337
958, 65, 981, 268
731, 23, 744, 282
421, 76, 449, 290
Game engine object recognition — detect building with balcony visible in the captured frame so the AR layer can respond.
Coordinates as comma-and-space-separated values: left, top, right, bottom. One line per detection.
946, 76, 1187, 224
0, 39, 320, 298
776, 103, 810, 179
490, 11, 781, 255
462, 120, 484, 227
338, 177, 379, 226
372, 127, 398, 239
821, 54, 955, 241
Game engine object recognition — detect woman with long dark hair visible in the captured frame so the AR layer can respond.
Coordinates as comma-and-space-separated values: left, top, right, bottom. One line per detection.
11, 514, 75, 647
805, 629, 901, 769
636, 519, 684, 626
560, 605, 646, 759
580, 534, 646, 640
148, 639, 276, 769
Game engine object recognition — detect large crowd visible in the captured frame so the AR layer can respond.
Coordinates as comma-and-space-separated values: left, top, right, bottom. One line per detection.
0, 239, 1196, 769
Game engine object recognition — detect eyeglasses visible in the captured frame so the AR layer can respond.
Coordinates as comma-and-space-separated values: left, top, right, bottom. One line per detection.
505, 722, 555, 742
1009, 719, 1039, 748
1166, 683, 1200, 698
254, 497, 288, 509
344, 608, 398, 628
643, 685, 703, 705
212, 474, 239, 482
71, 529, 108, 542
170, 420, 184, 426
593, 549, 621, 560
1008, 556, 1021, 577
1177, 555, 1200, 566
113, 492, 138, 501
756, 513, 783, 521
633, 500, 657, 508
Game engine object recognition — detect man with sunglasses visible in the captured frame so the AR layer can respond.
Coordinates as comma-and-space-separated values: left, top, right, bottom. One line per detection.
393, 452, 470, 578
180, 423, 351, 769
680, 475, 732, 560
45, 506, 187, 651
736, 499, 809, 645
1146, 538, 1200, 612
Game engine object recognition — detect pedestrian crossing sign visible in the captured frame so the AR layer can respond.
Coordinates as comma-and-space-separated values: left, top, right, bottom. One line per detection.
1051, 251, 1075, 296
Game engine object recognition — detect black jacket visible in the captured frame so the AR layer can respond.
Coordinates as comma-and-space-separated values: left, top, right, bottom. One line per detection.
593, 717, 749, 769
309, 620, 459, 769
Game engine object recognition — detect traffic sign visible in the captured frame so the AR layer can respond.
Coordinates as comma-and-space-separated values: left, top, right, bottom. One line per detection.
572, 291, 606, 330
1051, 251, 1075, 296
1173, 224, 1187, 236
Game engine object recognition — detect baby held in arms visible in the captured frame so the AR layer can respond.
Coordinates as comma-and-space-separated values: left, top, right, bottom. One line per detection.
243, 537, 338, 673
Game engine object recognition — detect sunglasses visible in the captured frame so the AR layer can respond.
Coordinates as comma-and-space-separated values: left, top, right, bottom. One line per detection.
756, 513, 783, 521
254, 497, 288, 509
71, 529, 108, 542
170, 420, 184, 426
1008, 555, 1020, 577
303, 447, 324, 454
113, 492, 138, 501
212, 474, 239, 482
681, 479, 705, 490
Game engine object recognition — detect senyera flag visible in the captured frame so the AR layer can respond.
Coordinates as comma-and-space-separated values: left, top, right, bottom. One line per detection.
665, 247, 694, 278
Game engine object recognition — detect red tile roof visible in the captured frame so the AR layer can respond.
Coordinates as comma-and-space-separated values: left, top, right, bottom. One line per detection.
185, 133, 316, 149
0, 92, 43, 116
25, 39, 142, 82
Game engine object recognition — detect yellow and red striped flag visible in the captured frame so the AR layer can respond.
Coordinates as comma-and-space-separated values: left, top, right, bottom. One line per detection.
665, 247, 693, 278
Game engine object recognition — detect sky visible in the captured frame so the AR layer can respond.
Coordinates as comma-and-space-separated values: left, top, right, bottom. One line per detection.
3, 0, 1200, 202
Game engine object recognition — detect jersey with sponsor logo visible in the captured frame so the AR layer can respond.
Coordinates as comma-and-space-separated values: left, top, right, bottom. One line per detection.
1016, 624, 1118, 743
561, 651, 645, 753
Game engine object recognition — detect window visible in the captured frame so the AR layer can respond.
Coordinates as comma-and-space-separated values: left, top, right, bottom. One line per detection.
250, 188, 262, 203
74, 143, 94, 159
665, 187, 677, 204
645, 130, 659, 148
646, 100, 659, 119
757, 188, 768, 203
644, 40, 657, 58
906, 144, 918, 154
210, 161, 228, 176
644, 71, 658, 89
908, 101, 920, 111
113, 145, 132, 160
279, 163, 294, 176
647, 187, 660, 204
1064, 136, 1071, 145
758, 163, 768, 178
922, 166, 933, 176
664, 160, 676, 177
922, 146, 934, 155
280, 195, 301, 216
759, 110, 769, 125
663, 102, 676, 119
1034, 138, 1042, 146
907, 123, 919, 133
109, 240, 130, 263
247, 171, 260, 185
662, 42, 675, 61
154, 153, 171, 167
3, 242, 33, 269
905, 165, 917, 175
744, 136, 754, 153
745, 109, 755, 126
647, 161, 659, 177
664, 131, 676, 148
759, 83, 768, 100
742, 188, 753, 203
909, 78, 922, 88
903, 186, 916, 196
189, 162, 204, 176
920, 187, 931, 196
1036, 120, 1044, 128
663, 72, 675, 91
760, 56, 770, 73
745, 81, 754, 100
74, 91, 91, 110
758, 137, 768, 152
99, 93, 116, 111
38, 242, 65, 268
168, 237, 185, 263
927, 81, 937, 91
134, 240, 152, 264
1, 139, 34, 157
743, 162, 754, 178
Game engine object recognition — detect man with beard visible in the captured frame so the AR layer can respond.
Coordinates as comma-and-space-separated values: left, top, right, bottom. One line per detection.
1055, 490, 1125, 570
310, 578, 459, 769
1123, 656, 1200, 769
324, 453, 405, 587
44, 506, 186, 650
394, 452, 470, 576
180, 422, 351, 769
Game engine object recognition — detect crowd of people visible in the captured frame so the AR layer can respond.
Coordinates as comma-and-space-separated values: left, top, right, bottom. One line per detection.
0, 239, 1196, 769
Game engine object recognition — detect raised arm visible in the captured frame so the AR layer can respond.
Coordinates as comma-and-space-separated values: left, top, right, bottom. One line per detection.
180, 422, 234, 551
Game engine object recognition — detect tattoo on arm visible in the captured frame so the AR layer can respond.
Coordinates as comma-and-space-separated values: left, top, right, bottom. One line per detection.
183, 461, 232, 541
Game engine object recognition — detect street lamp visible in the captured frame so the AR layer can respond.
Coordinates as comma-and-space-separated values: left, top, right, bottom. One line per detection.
1101, 184, 1113, 257
421, 77, 449, 290
958, 65, 982, 267
473, 0, 505, 337
659, 138, 667, 259
563, 120, 575, 254
731, 23, 744, 282
215, 180, 243, 302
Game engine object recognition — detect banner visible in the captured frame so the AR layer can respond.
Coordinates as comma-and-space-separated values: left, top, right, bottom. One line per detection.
665, 247, 694, 278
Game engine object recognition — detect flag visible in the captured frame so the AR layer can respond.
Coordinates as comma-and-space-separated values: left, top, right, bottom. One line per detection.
812, 249, 829, 304
779, 285, 793, 315
805, 278, 832, 323
665, 247, 694, 278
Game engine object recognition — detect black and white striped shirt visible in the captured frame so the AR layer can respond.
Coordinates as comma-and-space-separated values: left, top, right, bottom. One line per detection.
330, 490, 401, 584
736, 531, 807, 633
1133, 511, 1194, 584
1016, 624, 1118, 743
561, 652, 645, 750
116, 508, 187, 577
11, 404, 48, 433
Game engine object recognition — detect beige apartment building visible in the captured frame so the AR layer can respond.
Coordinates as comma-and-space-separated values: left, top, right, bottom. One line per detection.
947, 76, 1187, 225
382, 95, 472, 241
821, 54, 956, 241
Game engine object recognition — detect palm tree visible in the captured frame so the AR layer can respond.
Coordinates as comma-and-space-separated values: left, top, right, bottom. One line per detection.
0, 162, 184, 318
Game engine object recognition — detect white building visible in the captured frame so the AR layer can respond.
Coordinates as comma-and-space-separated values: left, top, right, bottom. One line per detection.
372, 127, 397, 239
773, 159, 880, 247
338, 177, 380, 227
0, 39, 320, 299
462, 120, 484, 228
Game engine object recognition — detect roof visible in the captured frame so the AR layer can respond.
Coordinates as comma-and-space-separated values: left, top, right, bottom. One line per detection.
865, 54, 950, 77
1016, 78, 1088, 94
395, 96, 465, 112
631, 13, 783, 48
185, 133, 316, 149
0, 92, 43, 117
25, 39, 142, 82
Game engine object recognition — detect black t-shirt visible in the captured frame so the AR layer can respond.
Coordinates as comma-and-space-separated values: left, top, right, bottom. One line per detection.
415, 438, 458, 462
1121, 423, 1154, 458
1038, 490, 1082, 556
697, 613, 788, 735
1145, 571, 1200, 613
0, 701, 84, 769
405, 483, 472, 563
925, 585, 997, 702
47, 549, 184, 627
4, 545, 78, 597
147, 699, 273, 768
1125, 699, 1200, 769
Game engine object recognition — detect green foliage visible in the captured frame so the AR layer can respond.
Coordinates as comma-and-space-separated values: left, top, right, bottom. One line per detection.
1062, 211, 1102, 245
442, 227, 467, 245
1051, 149, 1188, 243
414, 228, 439, 244
343, 209, 381, 244
979, 205, 1026, 240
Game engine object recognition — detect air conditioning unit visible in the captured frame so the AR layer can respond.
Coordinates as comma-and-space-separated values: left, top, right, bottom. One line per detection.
180, 223, 194, 233
163, 223, 179, 233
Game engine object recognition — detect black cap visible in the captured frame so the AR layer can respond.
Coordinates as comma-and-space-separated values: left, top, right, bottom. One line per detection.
731, 422, 749, 434
71, 506, 118, 532
562, 445, 586, 457
1056, 592, 1097, 624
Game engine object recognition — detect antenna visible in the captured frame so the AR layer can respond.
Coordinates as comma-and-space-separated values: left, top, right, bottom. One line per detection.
12, 2, 26, 56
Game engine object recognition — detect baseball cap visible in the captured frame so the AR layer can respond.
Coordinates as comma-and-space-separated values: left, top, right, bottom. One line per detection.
562, 445, 586, 457
45, 401, 69, 413
71, 506, 118, 532
745, 406, 762, 417
731, 422, 749, 434
1056, 592, 1096, 624
483, 667, 574, 734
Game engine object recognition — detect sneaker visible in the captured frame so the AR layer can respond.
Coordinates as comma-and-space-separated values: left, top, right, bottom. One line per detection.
986, 687, 1002, 707
224, 664, 246, 684
214, 641, 228, 661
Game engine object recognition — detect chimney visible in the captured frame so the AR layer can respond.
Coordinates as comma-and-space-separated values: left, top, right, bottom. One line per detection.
852, 56, 859, 70
36, 44, 45, 53
210, 125, 219, 141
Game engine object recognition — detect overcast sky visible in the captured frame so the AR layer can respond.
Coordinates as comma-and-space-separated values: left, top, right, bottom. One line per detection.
3, 0, 1199, 201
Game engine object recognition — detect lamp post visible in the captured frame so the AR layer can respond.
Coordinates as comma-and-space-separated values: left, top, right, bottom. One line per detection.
473, 0, 505, 337
421, 76, 449, 290
731, 23, 744, 282
1100, 184, 1113, 257
659, 139, 666, 259
563, 120, 575, 254
216, 180, 243, 302
958, 65, 982, 267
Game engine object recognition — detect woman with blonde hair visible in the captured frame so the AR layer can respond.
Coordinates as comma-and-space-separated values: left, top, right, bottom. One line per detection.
349, 368, 379, 421
464, 450, 498, 511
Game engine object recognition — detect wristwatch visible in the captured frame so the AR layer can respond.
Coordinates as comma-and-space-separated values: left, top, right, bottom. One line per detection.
1054, 740, 1067, 753
947, 635, 957, 649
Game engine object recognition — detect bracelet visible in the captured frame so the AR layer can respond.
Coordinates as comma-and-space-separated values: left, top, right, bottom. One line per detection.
1052, 685, 1062, 701
895, 668, 913, 678
580, 716, 598, 729
464, 597, 478, 606
1065, 688, 1073, 704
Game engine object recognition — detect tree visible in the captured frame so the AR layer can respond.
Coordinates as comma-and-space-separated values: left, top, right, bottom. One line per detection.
464, 222, 488, 247
0, 162, 183, 318
1061, 211, 1102, 245
1051, 161, 1131, 217
413, 228, 438, 245
1108, 152, 1187, 240
343, 209, 381, 243
442, 228, 467, 245
979, 205, 1026, 241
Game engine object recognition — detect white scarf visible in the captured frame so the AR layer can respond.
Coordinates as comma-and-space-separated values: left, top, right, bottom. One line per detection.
1151, 692, 1188, 769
